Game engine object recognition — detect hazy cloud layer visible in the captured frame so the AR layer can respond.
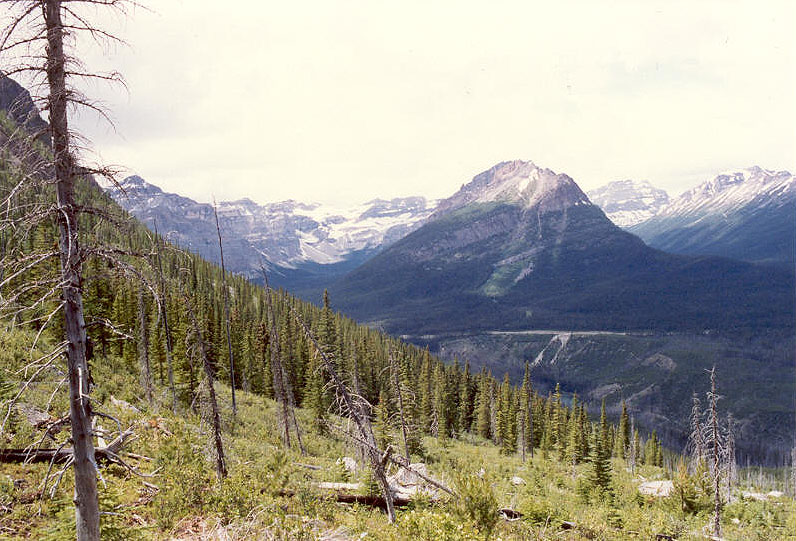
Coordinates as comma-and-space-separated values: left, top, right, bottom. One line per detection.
50, 0, 796, 205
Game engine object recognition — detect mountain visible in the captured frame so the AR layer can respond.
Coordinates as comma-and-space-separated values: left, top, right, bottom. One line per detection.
628, 167, 795, 264
331, 159, 793, 335
105, 175, 437, 296
0, 72, 49, 144
330, 160, 795, 455
587, 180, 670, 228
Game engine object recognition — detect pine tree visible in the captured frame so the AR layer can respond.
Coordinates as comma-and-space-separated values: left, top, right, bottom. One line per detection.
498, 373, 516, 455
587, 399, 613, 498
374, 389, 393, 449
615, 400, 630, 459
457, 360, 474, 436
432, 363, 448, 438
475, 370, 492, 440
520, 362, 534, 460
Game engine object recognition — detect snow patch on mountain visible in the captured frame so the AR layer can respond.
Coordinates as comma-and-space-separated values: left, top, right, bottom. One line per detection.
587, 180, 670, 228
660, 166, 794, 217
105, 176, 438, 272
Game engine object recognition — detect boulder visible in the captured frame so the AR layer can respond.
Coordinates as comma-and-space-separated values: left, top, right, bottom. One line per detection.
638, 480, 673, 497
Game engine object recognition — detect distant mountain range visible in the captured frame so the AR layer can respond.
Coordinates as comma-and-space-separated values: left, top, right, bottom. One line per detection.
104, 176, 436, 295
590, 168, 795, 264
330, 160, 793, 335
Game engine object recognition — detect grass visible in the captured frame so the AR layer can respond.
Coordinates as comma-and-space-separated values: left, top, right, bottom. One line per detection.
0, 328, 794, 540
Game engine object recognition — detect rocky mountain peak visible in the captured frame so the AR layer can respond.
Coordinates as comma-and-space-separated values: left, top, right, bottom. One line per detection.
0, 72, 49, 143
587, 179, 670, 228
117, 175, 160, 193
434, 160, 591, 218
673, 166, 794, 210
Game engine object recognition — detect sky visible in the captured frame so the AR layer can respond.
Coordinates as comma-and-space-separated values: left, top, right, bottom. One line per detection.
27, 1, 796, 205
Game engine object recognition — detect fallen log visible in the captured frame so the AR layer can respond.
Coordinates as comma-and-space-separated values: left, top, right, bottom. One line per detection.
0, 430, 135, 464
278, 488, 413, 510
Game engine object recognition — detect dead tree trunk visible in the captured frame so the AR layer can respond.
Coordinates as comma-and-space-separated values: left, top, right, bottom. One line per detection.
182, 285, 227, 480
213, 203, 236, 415
153, 223, 177, 412
389, 348, 410, 465
708, 367, 721, 539
290, 308, 396, 523
137, 287, 153, 405
260, 266, 304, 454
44, 1, 99, 538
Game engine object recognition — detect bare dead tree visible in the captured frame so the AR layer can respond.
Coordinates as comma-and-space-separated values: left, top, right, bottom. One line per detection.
0, 2, 143, 538
707, 367, 723, 538
180, 278, 227, 480
628, 416, 637, 475
686, 392, 705, 474
213, 202, 236, 415
289, 305, 397, 523
388, 347, 410, 465
152, 222, 176, 412
259, 265, 304, 454
136, 285, 152, 405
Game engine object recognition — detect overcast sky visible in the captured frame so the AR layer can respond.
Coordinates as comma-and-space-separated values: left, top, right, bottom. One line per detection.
58, 0, 796, 206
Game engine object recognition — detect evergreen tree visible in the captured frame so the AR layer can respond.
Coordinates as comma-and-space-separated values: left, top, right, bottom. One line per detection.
475, 370, 492, 440
615, 400, 630, 459
374, 389, 393, 449
432, 363, 448, 438
587, 399, 613, 498
457, 360, 474, 436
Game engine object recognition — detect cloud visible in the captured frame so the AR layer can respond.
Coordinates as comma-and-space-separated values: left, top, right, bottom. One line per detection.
62, 0, 794, 204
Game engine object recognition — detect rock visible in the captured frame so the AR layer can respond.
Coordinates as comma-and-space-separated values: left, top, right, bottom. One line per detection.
641, 353, 677, 371
742, 491, 768, 501
499, 508, 523, 521
337, 456, 358, 473
15, 403, 51, 428
767, 490, 784, 498
110, 395, 140, 413
638, 480, 673, 497
386, 463, 443, 500
510, 476, 526, 486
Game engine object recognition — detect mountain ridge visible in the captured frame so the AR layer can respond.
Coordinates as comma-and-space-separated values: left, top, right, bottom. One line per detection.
627, 166, 795, 263
104, 175, 438, 294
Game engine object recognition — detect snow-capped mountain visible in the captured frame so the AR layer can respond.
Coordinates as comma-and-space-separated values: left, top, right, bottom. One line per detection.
629, 167, 795, 263
105, 176, 437, 291
332, 159, 793, 336
433, 160, 592, 218
587, 180, 670, 228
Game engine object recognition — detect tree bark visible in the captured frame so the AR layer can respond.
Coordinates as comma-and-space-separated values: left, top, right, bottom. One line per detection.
44, 1, 99, 538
